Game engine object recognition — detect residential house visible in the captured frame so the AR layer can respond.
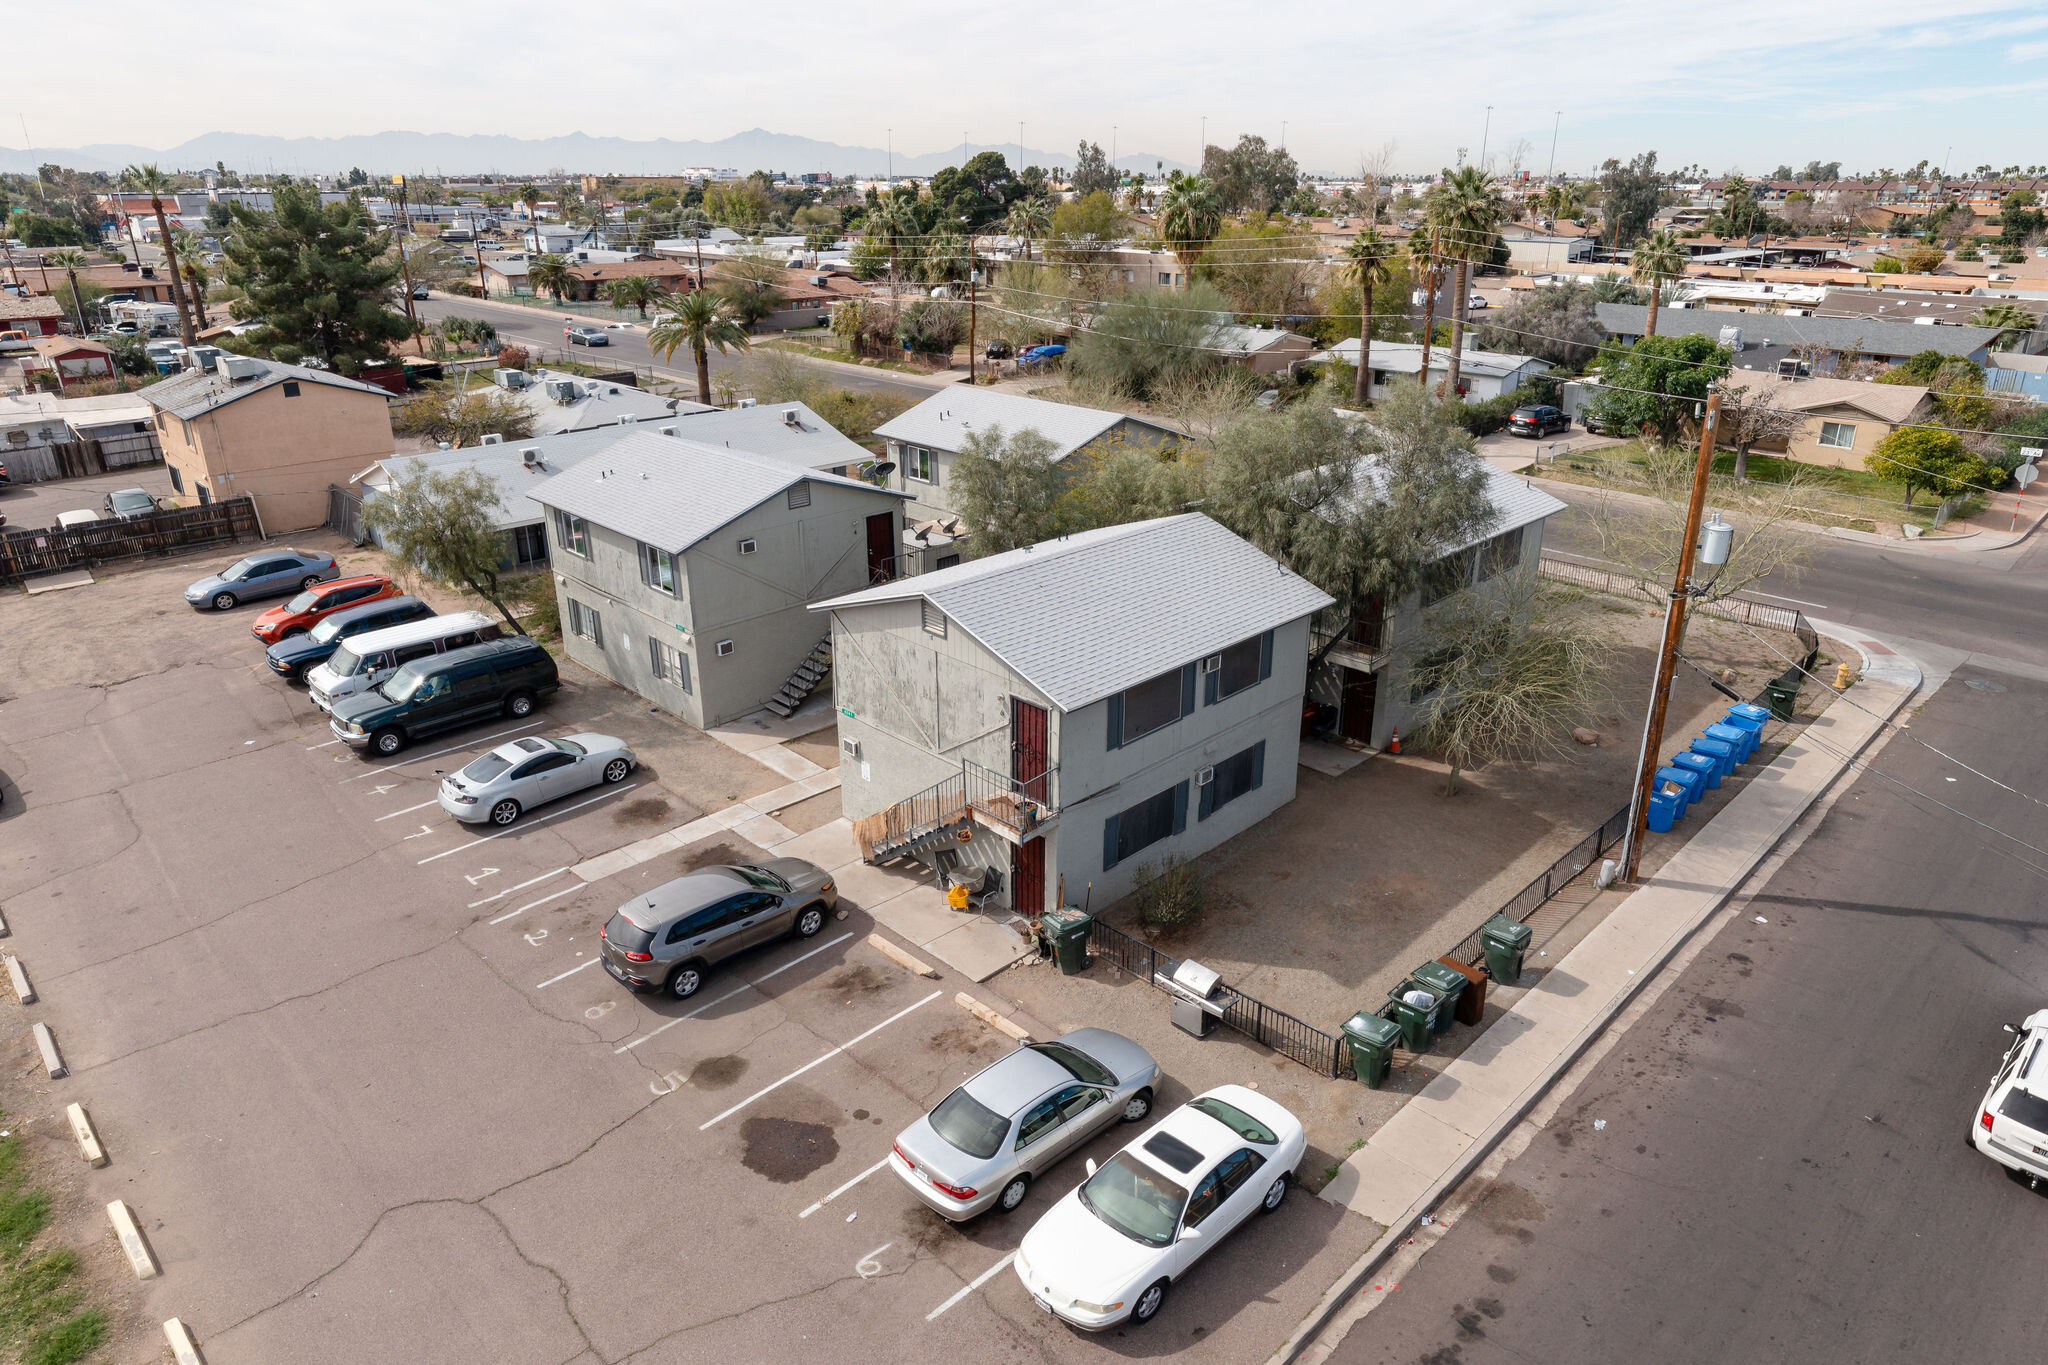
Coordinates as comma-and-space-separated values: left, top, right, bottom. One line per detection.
1987, 350, 2048, 402
872, 389, 1181, 571
0, 293, 67, 337
1502, 231, 1598, 270
0, 392, 159, 481
670, 400, 876, 476
28, 262, 181, 306
24, 336, 115, 384
563, 259, 695, 302
142, 357, 396, 530
1311, 339, 1554, 404
1594, 302, 2005, 367
814, 514, 1334, 916
1307, 461, 1567, 751
1212, 324, 1317, 376
530, 430, 911, 729
1765, 377, 1936, 471
495, 368, 709, 435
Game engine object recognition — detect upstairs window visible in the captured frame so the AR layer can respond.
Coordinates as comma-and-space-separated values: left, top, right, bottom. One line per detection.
1108, 664, 1195, 749
554, 510, 589, 558
639, 542, 677, 595
1203, 631, 1272, 705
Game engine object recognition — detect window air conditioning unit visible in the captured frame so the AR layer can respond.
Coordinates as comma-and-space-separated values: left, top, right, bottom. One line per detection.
1200, 654, 1222, 674
1195, 766, 1215, 786
480, 433, 504, 445
737, 538, 757, 555
715, 639, 734, 657
841, 738, 862, 761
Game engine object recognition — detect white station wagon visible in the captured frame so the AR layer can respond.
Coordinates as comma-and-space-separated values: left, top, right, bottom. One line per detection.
1972, 1008, 2048, 1189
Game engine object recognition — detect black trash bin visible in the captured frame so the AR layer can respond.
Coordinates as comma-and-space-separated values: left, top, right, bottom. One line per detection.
1040, 906, 1093, 975
1479, 914, 1534, 986
1342, 1011, 1403, 1088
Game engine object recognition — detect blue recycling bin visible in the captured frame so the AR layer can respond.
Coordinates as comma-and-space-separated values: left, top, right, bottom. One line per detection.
1704, 721, 1754, 762
1646, 787, 1682, 832
1726, 702, 1772, 736
1657, 763, 1704, 806
1670, 749, 1720, 792
1690, 736, 1738, 780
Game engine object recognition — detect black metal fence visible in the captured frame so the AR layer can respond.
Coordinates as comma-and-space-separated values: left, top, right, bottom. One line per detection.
0, 496, 260, 584
1443, 803, 1632, 967
1089, 919, 1348, 1077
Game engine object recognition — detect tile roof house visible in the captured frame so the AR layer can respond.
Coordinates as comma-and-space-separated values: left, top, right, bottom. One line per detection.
873, 389, 1180, 570
141, 357, 396, 529
0, 292, 68, 336
814, 514, 1334, 916
1747, 375, 1937, 471
528, 429, 910, 729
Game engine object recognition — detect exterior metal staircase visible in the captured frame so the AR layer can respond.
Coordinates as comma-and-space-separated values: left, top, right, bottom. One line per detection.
764, 636, 831, 718
853, 760, 1060, 865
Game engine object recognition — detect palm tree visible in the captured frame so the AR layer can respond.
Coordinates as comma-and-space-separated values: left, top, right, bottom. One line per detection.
1157, 174, 1221, 289
1003, 197, 1053, 262
121, 163, 197, 345
1970, 301, 2038, 351
648, 289, 751, 406
1631, 229, 1688, 338
526, 253, 574, 302
517, 183, 543, 253
1342, 229, 1398, 406
1424, 166, 1507, 400
44, 249, 92, 335
871, 196, 917, 309
603, 275, 660, 318
177, 243, 212, 330
1406, 222, 1448, 383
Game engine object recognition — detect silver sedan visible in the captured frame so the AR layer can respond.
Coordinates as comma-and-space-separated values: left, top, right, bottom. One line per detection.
890, 1028, 1160, 1221
436, 733, 634, 826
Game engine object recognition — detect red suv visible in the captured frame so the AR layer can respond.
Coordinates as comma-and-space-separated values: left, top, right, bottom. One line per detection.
250, 574, 399, 644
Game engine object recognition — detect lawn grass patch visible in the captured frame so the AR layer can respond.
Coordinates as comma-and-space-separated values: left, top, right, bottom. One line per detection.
0, 1127, 106, 1363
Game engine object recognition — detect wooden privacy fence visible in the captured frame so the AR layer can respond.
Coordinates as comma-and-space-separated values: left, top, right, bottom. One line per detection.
0, 496, 260, 585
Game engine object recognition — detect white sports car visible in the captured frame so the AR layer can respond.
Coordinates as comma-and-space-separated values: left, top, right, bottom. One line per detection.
1972, 1008, 2048, 1188
1013, 1084, 1304, 1330
435, 733, 634, 826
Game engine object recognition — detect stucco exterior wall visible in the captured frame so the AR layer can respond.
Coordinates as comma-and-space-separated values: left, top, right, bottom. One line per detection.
885, 418, 1177, 529
159, 381, 394, 531
1782, 404, 1923, 471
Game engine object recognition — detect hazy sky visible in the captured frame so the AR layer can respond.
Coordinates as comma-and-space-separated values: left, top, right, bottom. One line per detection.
12, 0, 2047, 175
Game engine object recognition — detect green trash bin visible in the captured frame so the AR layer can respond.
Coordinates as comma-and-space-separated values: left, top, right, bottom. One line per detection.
1040, 906, 1093, 975
1409, 961, 1468, 1035
1341, 1011, 1403, 1088
1763, 674, 1800, 721
1479, 914, 1534, 986
1384, 979, 1444, 1052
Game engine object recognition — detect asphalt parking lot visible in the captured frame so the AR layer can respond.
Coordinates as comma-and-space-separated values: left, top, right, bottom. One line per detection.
0, 463, 180, 531
0, 531, 1377, 1363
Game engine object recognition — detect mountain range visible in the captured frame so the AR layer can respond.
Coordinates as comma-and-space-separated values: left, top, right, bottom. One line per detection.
0, 128, 1195, 180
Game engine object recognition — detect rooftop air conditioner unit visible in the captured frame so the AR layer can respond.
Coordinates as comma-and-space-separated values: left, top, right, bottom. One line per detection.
520, 448, 543, 468
494, 368, 528, 389
782, 406, 801, 427
737, 398, 757, 409
658, 425, 677, 437
1717, 325, 1743, 350
619, 413, 638, 425
810, 275, 827, 287
1913, 315, 1938, 325
217, 354, 265, 382
480, 433, 504, 445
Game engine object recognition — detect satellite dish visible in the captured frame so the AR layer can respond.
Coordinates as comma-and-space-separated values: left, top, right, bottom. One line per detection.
872, 461, 896, 479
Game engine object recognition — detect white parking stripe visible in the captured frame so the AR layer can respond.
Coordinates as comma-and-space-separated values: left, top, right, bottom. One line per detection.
306, 738, 344, 750
698, 991, 942, 1131
489, 885, 581, 925
375, 799, 440, 821
612, 933, 854, 1055
336, 721, 544, 782
925, 1252, 1017, 1322
469, 867, 567, 908
416, 783, 640, 864
799, 1156, 890, 1219
535, 958, 601, 989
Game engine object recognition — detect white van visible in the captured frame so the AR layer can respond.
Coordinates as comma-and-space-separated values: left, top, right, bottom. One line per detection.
305, 611, 502, 713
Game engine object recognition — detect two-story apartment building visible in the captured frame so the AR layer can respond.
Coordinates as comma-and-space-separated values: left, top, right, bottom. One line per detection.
815, 515, 1333, 917
530, 429, 910, 728
142, 356, 396, 530
873, 389, 1180, 572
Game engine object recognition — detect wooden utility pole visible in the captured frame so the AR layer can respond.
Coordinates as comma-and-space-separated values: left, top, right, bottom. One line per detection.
392, 177, 419, 337
966, 231, 978, 383
1621, 391, 1723, 883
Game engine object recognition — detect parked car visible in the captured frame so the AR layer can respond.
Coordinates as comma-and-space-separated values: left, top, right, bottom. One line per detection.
985, 339, 1014, 360
184, 550, 338, 611
890, 1030, 1160, 1222
328, 635, 559, 755
0, 457, 9, 485
55, 510, 101, 530
0, 331, 32, 354
1467, 293, 1489, 311
248, 573, 399, 645
265, 595, 435, 681
566, 326, 608, 347
306, 610, 502, 714
1971, 1009, 2048, 1187
1018, 344, 1066, 368
1507, 404, 1569, 438
1013, 1085, 1305, 1331
598, 860, 838, 1000
1580, 408, 1614, 435
412, 285, 429, 299
102, 487, 157, 519
437, 732, 635, 825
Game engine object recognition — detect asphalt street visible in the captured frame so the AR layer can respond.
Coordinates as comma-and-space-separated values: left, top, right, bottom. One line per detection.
411, 292, 944, 404
1327, 659, 2048, 1364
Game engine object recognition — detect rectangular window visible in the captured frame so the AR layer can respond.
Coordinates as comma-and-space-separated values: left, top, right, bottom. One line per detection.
1205, 631, 1272, 705
197, 483, 212, 506
1818, 420, 1857, 449
554, 510, 589, 557
1478, 526, 1525, 582
787, 482, 811, 509
1198, 741, 1267, 821
511, 523, 548, 565
922, 601, 946, 636
910, 447, 936, 483
639, 541, 677, 594
1111, 665, 1193, 747
167, 464, 183, 493
1158, 272, 1171, 286
281, 380, 301, 397
1420, 547, 1478, 606
649, 636, 692, 692
567, 598, 602, 647
1103, 781, 1189, 870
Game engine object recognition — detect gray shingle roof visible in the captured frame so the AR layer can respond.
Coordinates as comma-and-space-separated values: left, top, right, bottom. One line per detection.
528, 429, 906, 553
670, 401, 873, 470
1315, 339, 1551, 380
874, 389, 1173, 461
369, 427, 639, 530
1595, 302, 1999, 359
141, 358, 391, 420
813, 514, 1334, 713
1340, 457, 1568, 556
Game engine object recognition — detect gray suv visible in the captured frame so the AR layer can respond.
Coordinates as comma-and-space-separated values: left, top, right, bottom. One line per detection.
600, 861, 838, 999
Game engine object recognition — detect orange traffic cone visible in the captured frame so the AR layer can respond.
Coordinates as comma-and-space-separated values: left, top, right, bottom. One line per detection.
1389, 728, 1402, 754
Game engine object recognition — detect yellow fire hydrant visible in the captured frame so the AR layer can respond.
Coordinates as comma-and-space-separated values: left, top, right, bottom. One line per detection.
1834, 662, 1852, 690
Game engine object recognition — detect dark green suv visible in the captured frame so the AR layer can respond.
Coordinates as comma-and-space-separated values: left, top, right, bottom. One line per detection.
329, 636, 560, 756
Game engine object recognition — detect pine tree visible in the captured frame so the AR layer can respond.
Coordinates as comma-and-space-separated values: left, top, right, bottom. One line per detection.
220, 185, 410, 374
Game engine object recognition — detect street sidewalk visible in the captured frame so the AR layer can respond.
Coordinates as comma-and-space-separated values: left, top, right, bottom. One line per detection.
1276, 624, 1920, 1365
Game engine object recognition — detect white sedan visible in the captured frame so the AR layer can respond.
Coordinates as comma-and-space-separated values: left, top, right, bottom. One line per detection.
1972, 1008, 2048, 1188
435, 732, 634, 825
1013, 1084, 1304, 1330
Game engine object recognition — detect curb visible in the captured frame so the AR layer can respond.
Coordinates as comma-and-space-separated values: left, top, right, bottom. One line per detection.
954, 992, 1032, 1042
163, 1318, 206, 1365
107, 1199, 159, 1279
1270, 637, 1922, 1365
31, 1022, 64, 1079
4, 955, 32, 1005
868, 934, 939, 979
65, 1103, 106, 1168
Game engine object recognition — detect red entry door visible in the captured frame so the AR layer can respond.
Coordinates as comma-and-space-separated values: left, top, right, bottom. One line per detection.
865, 512, 895, 583
1012, 838, 1046, 917
1011, 698, 1049, 803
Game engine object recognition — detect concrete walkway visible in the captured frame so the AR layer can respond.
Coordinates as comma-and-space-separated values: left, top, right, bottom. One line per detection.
1285, 626, 1920, 1362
